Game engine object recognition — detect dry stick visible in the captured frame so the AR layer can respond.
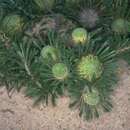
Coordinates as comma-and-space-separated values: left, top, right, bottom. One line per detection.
116, 45, 130, 55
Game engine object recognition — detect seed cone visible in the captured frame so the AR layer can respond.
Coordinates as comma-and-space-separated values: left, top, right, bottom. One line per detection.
79, 9, 99, 29
77, 55, 103, 81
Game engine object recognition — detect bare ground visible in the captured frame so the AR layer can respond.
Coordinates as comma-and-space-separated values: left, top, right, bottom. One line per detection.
0, 60, 130, 130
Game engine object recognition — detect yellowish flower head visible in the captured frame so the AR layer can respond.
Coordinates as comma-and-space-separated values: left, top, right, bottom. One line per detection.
83, 89, 100, 106
72, 28, 88, 44
77, 55, 103, 81
33, 0, 54, 11
52, 63, 69, 80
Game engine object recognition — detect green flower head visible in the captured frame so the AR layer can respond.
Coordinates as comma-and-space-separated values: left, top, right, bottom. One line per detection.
111, 18, 130, 34
33, 0, 54, 11
77, 55, 103, 81
2, 14, 24, 37
52, 63, 69, 80
83, 89, 100, 106
72, 28, 88, 44
41, 46, 60, 62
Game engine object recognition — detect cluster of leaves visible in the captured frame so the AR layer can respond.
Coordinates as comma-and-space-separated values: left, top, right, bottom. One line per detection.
0, 0, 130, 120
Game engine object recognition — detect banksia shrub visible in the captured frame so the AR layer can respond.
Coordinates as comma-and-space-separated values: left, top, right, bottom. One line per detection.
69, 85, 113, 120
65, 0, 80, 5
68, 38, 117, 120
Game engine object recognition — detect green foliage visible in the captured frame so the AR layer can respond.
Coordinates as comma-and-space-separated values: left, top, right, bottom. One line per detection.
102, 0, 130, 36
108, 35, 130, 64
69, 84, 114, 120
33, 0, 55, 11
0, 0, 36, 18
25, 35, 75, 106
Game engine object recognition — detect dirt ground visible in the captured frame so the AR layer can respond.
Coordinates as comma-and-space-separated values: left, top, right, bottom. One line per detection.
0, 60, 130, 130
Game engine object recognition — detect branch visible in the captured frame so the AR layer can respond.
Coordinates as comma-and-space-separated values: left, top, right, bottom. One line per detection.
116, 45, 130, 55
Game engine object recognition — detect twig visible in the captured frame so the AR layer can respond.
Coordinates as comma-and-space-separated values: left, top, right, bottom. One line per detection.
116, 45, 130, 55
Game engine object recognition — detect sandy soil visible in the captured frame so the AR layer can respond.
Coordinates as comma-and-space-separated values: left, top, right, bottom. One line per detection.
0, 60, 130, 130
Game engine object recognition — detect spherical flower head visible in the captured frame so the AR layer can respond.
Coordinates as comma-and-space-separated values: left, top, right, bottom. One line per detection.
41, 46, 60, 62
33, 0, 54, 11
83, 89, 100, 105
79, 9, 99, 29
2, 14, 24, 37
77, 55, 103, 81
111, 18, 130, 34
52, 63, 69, 80
72, 28, 88, 44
